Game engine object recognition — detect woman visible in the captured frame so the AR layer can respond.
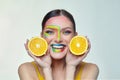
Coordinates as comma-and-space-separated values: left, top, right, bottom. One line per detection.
18, 9, 99, 80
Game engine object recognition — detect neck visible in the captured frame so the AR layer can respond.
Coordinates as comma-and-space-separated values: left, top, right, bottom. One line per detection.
51, 58, 66, 70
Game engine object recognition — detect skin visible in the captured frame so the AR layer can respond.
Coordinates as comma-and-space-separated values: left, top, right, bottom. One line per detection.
44, 25, 61, 41
18, 16, 99, 80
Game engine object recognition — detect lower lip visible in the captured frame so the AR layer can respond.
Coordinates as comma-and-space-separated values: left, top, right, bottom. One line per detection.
52, 48, 64, 53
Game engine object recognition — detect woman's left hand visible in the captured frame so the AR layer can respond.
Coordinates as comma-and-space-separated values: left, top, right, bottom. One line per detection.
66, 37, 91, 67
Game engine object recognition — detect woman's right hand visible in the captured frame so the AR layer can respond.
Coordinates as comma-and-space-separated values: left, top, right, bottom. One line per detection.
24, 39, 52, 68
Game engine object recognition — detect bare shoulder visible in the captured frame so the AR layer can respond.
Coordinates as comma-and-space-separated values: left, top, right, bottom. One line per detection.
81, 62, 99, 80
18, 62, 34, 73
18, 62, 37, 80
84, 62, 99, 72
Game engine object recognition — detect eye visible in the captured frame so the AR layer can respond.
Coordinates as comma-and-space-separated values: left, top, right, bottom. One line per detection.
45, 30, 54, 35
63, 30, 71, 35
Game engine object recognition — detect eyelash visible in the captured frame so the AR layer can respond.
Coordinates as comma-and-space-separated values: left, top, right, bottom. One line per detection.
63, 30, 71, 35
45, 30, 54, 35
45, 30, 72, 35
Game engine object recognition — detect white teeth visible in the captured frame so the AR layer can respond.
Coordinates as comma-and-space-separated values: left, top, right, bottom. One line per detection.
52, 45, 64, 49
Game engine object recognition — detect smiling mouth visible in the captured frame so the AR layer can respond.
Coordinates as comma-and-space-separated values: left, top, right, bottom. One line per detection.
51, 44, 66, 53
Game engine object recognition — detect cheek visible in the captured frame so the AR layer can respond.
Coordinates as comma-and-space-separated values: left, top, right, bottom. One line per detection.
63, 36, 73, 43
42, 32, 55, 44
45, 36, 55, 44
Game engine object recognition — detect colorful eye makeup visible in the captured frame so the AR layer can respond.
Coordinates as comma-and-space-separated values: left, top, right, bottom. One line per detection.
44, 25, 61, 41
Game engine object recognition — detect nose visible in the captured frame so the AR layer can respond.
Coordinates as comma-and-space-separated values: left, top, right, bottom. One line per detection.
55, 38, 62, 43
54, 34, 63, 43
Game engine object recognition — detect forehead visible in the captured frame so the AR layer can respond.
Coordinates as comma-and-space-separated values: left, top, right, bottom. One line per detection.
44, 16, 73, 29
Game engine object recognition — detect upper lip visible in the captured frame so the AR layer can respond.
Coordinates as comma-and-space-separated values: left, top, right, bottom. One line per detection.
51, 44, 66, 48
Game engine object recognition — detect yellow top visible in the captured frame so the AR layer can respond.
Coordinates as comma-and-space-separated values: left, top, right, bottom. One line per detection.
31, 62, 85, 80
31, 62, 44, 80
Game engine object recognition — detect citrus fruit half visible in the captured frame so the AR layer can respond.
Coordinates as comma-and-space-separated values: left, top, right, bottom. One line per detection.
69, 36, 88, 55
28, 37, 48, 56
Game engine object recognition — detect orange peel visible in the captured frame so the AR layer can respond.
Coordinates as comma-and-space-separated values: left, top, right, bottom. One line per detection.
69, 36, 88, 55
28, 37, 48, 56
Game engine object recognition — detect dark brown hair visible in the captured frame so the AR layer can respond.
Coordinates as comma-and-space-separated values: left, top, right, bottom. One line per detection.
42, 9, 76, 32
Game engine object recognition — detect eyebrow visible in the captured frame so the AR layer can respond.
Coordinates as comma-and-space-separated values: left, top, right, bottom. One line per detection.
61, 27, 73, 31
46, 25, 73, 30
45, 25, 60, 30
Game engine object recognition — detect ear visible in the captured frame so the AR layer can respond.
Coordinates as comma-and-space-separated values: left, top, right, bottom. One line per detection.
75, 32, 78, 36
40, 32, 43, 37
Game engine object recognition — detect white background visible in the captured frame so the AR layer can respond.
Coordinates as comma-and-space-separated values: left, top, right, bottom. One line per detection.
0, 0, 120, 80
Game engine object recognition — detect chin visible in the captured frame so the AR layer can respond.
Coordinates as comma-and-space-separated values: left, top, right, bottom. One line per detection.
50, 52, 66, 60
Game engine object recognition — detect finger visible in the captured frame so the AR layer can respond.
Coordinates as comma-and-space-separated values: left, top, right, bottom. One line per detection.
85, 36, 91, 51
27, 50, 40, 61
24, 39, 29, 50
88, 39, 91, 50
47, 45, 50, 54
43, 44, 49, 57
85, 49, 90, 55
77, 50, 89, 61
66, 45, 70, 54
26, 39, 29, 45
68, 50, 74, 56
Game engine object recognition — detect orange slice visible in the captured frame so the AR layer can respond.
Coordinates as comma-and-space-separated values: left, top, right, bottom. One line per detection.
69, 36, 88, 55
28, 37, 48, 56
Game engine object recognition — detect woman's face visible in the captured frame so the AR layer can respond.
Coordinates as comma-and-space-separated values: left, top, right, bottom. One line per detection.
42, 16, 77, 59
